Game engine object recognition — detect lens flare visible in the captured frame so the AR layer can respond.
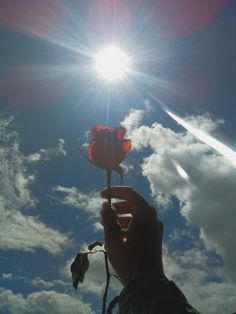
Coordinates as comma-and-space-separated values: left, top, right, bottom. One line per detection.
172, 160, 190, 181
166, 109, 236, 167
148, 93, 236, 168
95, 46, 129, 81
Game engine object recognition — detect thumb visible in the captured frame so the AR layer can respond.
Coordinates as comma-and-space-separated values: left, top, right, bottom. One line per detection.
101, 202, 120, 241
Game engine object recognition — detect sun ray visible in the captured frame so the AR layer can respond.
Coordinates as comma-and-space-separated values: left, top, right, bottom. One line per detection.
148, 93, 236, 168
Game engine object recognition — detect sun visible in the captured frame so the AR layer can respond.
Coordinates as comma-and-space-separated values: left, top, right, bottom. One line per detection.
95, 46, 129, 81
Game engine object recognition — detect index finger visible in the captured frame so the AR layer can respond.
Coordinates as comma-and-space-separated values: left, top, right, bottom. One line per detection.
101, 186, 155, 219
101, 186, 147, 207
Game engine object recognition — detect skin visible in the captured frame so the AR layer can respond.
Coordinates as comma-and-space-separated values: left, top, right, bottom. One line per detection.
100, 186, 164, 286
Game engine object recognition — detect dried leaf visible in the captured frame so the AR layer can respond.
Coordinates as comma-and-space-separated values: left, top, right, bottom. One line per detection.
88, 241, 103, 251
70, 253, 89, 289
114, 165, 124, 186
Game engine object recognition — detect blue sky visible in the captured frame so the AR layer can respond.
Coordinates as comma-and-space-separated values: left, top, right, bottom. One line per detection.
0, 1, 236, 313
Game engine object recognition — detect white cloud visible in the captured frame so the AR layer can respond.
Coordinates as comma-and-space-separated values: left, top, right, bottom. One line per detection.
92, 222, 103, 232
0, 288, 27, 314
27, 139, 66, 163
1, 272, 71, 290
0, 211, 70, 254
121, 108, 144, 135
31, 278, 54, 289
120, 102, 153, 136
184, 113, 224, 133
30, 277, 70, 290
163, 244, 236, 314
52, 186, 102, 216
0, 288, 94, 314
0, 116, 70, 254
2, 273, 13, 280
126, 111, 236, 279
183, 281, 236, 314
168, 227, 194, 244
164, 245, 216, 284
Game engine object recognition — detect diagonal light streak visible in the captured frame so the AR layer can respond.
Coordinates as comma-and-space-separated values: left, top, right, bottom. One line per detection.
148, 92, 236, 167
172, 160, 190, 181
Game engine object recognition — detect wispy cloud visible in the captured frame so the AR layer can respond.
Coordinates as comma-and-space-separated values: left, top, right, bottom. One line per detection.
121, 108, 145, 135
2, 273, 13, 280
27, 139, 66, 163
52, 186, 102, 216
1, 273, 71, 290
0, 211, 70, 254
92, 222, 103, 232
0, 115, 70, 254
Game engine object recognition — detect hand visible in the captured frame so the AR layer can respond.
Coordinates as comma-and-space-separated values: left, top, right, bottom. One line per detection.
100, 186, 164, 286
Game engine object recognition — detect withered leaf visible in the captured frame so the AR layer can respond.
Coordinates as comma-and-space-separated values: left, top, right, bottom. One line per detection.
88, 241, 103, 251
70, 253, 89, 289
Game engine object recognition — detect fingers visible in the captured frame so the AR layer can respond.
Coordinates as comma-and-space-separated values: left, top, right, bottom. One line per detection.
112, 201, 132, 214
101, 186, 156, 220
100, 202, 120, 240
101, 186, 148, 209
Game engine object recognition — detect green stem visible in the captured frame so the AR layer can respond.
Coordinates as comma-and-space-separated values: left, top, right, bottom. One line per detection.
107, 169, 112, 206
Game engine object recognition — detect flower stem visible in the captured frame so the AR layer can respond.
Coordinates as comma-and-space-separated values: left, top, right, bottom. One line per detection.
106, 169, 112, 206
102, 170, 112, 313
102, 251, 111, 314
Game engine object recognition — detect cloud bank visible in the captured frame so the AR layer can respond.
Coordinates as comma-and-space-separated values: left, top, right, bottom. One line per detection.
0, 288, 94, 314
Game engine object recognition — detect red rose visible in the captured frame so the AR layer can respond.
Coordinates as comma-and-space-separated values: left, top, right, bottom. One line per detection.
88, 124, 131, 169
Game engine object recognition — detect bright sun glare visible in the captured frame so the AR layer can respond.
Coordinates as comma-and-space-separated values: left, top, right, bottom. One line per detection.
95, 46, 129, 81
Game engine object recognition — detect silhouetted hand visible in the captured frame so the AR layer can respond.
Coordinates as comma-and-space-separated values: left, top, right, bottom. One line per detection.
101, 186, 164, 286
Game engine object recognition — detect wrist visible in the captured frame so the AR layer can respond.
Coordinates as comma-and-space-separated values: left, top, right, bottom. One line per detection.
119, 274, 170, 313
122, 263, 165, 286
123, 271, 167, 290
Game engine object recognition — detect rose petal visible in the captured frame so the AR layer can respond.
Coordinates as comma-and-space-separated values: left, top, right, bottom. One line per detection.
88, 141, 126, 169
90, 124, 108, 137
122, 139, 132, 155
88, 125, 131, 169
116, 127, 126, 140
88, 140, 96, 160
